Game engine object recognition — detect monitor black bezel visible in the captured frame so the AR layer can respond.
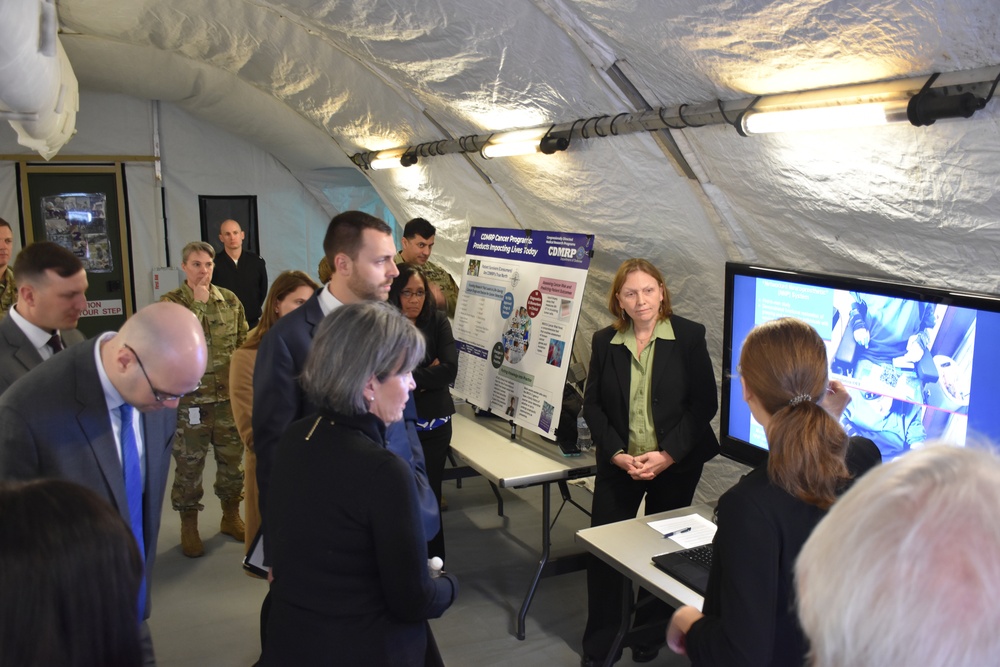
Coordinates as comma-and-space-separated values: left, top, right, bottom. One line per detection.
720, 262, 1000, 468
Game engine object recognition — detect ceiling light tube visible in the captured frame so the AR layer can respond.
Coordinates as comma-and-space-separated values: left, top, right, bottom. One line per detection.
482, 140, 541, 158
741, 99, 911, 134
368, 148, 417, 170
370, 156, 404, 169
481, 128, 550, 158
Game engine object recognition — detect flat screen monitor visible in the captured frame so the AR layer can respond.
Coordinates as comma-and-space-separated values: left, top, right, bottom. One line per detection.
721, 262, 1000, 467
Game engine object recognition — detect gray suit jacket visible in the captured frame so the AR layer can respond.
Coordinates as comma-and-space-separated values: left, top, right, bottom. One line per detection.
0, 338, 176, 620
0, 312, 86, 395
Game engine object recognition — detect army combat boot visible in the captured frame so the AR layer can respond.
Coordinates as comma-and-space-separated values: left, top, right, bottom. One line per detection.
180, 509, 204, 558
220, 499, 246, 542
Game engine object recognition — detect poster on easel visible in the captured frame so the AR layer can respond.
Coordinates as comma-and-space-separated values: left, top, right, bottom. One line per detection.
451, 227, 594, 440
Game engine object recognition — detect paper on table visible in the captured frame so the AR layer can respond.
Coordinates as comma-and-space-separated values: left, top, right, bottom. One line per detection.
647, 513, 717, 549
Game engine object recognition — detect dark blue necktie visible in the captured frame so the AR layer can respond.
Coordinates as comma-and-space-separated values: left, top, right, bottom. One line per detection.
119, 403, 146, 619
47, 333, 64, 353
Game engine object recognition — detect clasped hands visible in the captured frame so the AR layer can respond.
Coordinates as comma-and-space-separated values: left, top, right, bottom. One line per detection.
613, 449, 675, 480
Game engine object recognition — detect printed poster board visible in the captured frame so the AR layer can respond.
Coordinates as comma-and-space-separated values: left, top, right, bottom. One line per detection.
451, 227, 594, 440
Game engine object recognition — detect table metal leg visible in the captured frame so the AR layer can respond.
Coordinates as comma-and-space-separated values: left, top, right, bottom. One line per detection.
516, 480, 552, 640
489, 481, 504, 516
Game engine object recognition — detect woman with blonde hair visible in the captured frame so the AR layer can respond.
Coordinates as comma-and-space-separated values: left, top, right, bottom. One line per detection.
582, 257, 719, 666
667, 317, 880, 666
230, 270, 319, 555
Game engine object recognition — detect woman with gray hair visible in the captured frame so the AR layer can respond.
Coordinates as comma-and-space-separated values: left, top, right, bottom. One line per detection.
260, 301, 458, 667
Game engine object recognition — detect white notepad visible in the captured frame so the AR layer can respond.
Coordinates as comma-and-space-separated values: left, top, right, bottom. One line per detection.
647, 513, 717, 549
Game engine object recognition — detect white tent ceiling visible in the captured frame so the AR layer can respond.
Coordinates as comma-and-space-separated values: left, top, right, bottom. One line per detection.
4, 1, 1000, 488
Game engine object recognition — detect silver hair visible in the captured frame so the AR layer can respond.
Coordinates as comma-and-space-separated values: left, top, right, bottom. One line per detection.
181, 241, 215, 262
795, 443, 1000, 667
300, 301, 425, 416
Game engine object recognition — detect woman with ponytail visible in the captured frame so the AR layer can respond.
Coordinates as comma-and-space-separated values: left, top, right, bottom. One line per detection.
667, 317, 881, 667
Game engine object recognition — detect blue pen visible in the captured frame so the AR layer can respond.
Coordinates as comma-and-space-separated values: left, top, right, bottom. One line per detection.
663, 527, 692, 539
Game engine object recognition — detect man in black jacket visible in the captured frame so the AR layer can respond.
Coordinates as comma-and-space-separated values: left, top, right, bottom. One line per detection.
213, 219, 268, 328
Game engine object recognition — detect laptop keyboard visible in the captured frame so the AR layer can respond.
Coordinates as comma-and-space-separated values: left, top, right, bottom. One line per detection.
678, 543, 713, 566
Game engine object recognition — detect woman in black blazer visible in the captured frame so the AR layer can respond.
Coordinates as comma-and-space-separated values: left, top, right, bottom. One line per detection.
581, 258, 719, 666
666, 317, 880, 667
389, 264, 458, 560
262, 302, 457, 667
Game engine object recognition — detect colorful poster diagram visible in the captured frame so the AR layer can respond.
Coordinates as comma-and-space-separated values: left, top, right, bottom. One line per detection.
452, 227, 594, 439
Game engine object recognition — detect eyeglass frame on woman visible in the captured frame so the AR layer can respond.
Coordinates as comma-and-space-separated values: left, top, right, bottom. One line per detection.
400, 289, 426, 299
123, 343, 199, 402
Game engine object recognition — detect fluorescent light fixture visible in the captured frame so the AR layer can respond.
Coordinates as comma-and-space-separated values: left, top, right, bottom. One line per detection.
370, 156, 404, 170
482, 128, 548, 158
347, 65, 1000, 164
741, 100, 910, 134
369, 150, 418, 169
482, 140, 540, 158
482, 127, 569, 157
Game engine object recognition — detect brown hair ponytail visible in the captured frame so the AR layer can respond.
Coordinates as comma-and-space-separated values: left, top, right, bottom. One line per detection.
739, 318, 850, 509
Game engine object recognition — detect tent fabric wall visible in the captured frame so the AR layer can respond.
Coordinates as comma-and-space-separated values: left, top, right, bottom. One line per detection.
5, 0, 1000, 497
0, 91, 371, 307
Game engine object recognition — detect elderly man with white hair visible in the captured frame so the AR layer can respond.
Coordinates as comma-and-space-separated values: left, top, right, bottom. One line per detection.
795, 444, 1000, 667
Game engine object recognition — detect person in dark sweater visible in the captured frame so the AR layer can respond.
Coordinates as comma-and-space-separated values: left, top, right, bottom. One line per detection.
212, 219, 268, 328
667, 317, 880, 667
261, 301, 457, 667
388, 263, 458, 561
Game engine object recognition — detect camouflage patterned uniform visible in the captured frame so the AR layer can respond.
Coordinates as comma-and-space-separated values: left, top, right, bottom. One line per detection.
0, 267, 16, 318
160, 282, 248, 511
394, 252, 460, 318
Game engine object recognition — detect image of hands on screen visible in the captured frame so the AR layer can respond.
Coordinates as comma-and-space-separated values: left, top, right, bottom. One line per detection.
830, 291, 972, 460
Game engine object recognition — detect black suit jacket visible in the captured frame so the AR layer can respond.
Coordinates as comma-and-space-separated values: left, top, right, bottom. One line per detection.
687, 437, 880, 667
213, 250, 268, 328
253, 290, 325, 516
584, 315, 719, 474
0, 313, 86, 395
0, 339, 175, 619
252, 290, 439, 543
263, 411, 457, 666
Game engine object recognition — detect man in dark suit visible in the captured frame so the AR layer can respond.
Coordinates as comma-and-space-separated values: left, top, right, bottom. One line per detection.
253, 211, 438, 539
0, 302, 208, 666
0, 241, 88, 394
212, 219, 268, 328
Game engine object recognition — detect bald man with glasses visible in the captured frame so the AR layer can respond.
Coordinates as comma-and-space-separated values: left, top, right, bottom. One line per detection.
0, 302, 208, 666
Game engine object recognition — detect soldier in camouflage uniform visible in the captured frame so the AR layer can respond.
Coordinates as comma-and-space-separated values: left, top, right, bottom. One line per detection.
394, 217, 460, 318
0, 218, 16, 318
160, 241, 249, 557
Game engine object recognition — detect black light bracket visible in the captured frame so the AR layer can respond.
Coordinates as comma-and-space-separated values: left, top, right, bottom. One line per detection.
400, 149, 419, 167
907, 71, 996, 126
539, 125, 570, 154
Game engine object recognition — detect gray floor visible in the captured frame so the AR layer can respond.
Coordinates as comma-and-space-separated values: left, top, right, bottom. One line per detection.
148, 458, 691, 666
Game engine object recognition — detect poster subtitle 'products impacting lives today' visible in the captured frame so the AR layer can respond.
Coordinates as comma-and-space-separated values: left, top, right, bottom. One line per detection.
451, 227, 594, 439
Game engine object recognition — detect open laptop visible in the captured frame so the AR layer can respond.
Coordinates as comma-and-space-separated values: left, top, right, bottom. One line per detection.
651, 543, 713, 595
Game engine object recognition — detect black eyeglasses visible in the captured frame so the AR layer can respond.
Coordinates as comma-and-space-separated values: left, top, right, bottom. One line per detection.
124, 344, 199, 402
401, 289, 426, 299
